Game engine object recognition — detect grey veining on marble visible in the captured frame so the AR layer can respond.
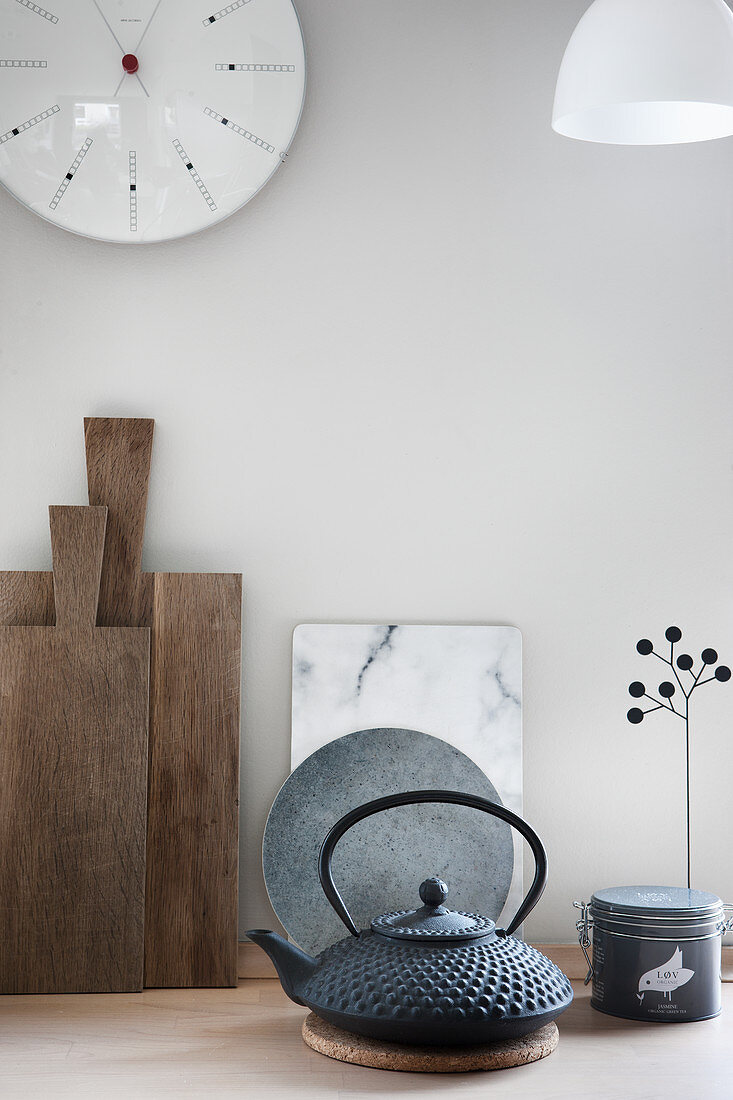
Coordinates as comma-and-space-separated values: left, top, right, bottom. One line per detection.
263, 728, 515, 956
291, 624, 523, 929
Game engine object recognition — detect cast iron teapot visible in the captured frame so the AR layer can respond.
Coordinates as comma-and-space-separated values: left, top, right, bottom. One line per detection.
248, 790, 573, 1045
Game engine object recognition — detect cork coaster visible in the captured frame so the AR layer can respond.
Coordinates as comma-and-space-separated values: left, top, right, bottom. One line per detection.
301, 1012, 559, 1073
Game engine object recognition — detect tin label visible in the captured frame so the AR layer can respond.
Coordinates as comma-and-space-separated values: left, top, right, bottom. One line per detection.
637, 947, 694, 1004
591, 929, 721, 1022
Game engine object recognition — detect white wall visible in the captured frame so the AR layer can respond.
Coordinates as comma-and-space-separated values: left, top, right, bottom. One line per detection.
2, 0, 733, 944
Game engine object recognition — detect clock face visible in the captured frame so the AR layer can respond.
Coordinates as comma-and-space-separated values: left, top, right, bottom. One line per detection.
0, 0, 305, 241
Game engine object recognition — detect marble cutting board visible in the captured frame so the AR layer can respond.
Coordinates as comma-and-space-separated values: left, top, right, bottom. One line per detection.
291, 624, 523, 930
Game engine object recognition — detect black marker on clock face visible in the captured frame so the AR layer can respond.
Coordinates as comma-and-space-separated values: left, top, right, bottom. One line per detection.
0, 103, 58, 145
215, 63, 296, 72
172, 139, 217, 211
129, 151, 137, 232
49, 138, 93, 209
204, 106, 275, 153
204, 0, 253, 27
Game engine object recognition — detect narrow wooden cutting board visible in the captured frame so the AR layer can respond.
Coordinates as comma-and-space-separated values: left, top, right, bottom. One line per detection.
144, 571, 241, 988
85, 418, 241, 989
0, 506, 150, 993
84, 416, 154, 629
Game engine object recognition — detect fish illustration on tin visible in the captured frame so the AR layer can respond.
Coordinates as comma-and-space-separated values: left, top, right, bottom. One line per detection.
637, 947, 694, 1003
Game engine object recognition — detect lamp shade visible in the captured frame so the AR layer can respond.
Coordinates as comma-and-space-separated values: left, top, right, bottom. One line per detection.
552, 0, 733, 144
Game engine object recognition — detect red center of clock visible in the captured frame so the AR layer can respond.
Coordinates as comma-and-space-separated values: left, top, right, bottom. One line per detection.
122, 54, 139, 75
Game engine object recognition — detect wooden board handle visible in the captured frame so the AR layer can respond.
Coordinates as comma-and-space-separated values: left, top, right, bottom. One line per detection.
84, 418, 154, 626
49, 506, 107, 629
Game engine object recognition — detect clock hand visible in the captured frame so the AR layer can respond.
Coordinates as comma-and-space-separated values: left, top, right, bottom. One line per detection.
115, 0, 162, 95
90, 0, 124, 52
115, 69, 150, 96
133, 0, 164, 52
91, 0, 150, 98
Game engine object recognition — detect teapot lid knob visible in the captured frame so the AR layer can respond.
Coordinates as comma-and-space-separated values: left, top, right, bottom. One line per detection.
419, 877, 449, 908
372, 875, 494, 940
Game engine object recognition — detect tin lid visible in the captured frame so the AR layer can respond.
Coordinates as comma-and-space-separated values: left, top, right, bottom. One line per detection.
370, 877, 496, 941
591, 885, 722, 918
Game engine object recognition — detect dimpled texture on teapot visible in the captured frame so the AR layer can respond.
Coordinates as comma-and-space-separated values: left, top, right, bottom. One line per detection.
302, 933, 573, 1021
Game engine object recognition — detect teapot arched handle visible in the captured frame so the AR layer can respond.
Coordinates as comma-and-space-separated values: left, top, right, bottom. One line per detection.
317, 789, 547, 938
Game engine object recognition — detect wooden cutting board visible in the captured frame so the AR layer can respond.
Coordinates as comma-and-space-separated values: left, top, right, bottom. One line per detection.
144, 571, 241, 988
86, 418, 241, 989
0, 506, 150, 993
84, 416, 155, 629
0, 419, 241, 988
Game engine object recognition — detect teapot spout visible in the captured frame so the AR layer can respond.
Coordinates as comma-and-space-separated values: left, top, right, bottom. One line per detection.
246, 929, 317, 1006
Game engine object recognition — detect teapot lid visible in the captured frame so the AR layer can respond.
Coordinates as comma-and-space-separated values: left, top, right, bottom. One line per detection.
370, 877, 496, 942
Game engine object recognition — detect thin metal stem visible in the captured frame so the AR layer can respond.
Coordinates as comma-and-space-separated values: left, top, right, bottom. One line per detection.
685, 701, 691, 889
638, 635, 729, 894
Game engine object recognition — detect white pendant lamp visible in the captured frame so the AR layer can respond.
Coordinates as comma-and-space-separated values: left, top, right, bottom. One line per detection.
553, 0, 733, 145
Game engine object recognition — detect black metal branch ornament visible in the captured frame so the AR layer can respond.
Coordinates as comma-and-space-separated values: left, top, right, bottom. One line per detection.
627, 626, 730, 889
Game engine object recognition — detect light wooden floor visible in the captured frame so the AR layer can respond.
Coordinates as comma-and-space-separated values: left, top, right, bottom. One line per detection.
1, 980, 732, 1100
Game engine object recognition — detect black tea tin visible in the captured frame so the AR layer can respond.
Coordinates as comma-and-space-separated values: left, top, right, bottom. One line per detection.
575, 886, 731, 1022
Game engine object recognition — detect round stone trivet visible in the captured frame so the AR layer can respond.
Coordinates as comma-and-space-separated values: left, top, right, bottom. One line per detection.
263, 728, 514, 956
301, 1012, 559, 1073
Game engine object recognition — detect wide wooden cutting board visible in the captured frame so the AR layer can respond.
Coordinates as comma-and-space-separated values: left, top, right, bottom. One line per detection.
0, 420, 241, 988
0, 506, 149, 993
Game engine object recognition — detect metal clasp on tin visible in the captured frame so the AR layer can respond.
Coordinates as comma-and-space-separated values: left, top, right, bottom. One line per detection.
720, 904, 733, 935
573, 900, 593, 985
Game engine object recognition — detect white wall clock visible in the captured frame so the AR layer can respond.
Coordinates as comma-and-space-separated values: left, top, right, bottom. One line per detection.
0, 0, 305, 242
